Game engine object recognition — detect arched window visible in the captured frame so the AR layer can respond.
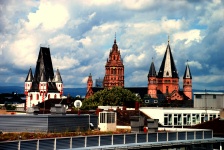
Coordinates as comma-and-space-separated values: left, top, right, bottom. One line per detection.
37, 94, 39, 100
54, 94, 57, 99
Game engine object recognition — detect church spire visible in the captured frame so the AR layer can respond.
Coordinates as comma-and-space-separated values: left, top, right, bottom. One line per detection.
148, 58, 156, 77
183, 60, 192, 79
157, 39, 178, 78
25, 67, 33, 82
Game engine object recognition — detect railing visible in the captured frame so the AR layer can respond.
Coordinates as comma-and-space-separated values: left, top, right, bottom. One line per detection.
0, 130, 213, 150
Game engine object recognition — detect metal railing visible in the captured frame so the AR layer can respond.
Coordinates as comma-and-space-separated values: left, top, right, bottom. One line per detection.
0, 130, 214, 150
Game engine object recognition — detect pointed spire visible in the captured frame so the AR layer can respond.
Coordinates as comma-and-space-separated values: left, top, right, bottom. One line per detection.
40, 71, 47, 82
54, 68, 63, 83
157, 38, 178, 78
148, 58, 156, 77
25, 67, 33, 82
183, 60, 192, 79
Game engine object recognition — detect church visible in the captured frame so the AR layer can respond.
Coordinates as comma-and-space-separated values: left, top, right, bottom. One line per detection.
86, 37, 192, 102
24, 47, 63, 110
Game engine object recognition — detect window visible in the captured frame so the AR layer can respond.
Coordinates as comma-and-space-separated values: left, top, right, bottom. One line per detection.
183, 114, 191, 125
213, 95, 216, 99
164, 114, 172, 125
100, 112, 115, 123
195, 94, 202, 98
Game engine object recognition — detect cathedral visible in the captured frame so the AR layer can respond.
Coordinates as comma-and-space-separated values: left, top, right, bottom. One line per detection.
24, 47, 63, 110
86, 37, 192, 101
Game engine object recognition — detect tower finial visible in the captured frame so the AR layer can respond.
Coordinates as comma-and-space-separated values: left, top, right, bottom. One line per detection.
114, 32, 116, 44
168, 35, 170, 44
152, 57, 154, 62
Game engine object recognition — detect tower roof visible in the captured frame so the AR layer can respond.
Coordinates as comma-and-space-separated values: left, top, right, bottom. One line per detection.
40, 71, 47, 82
29, 47, 59, 92
54, 68, 63, 83
112, 38, 118, 51
157, 41, 179, 78
148, 61, 156, 77
183, 63, 192, 79
25, 68, 33, 82
33, 47, 54, 82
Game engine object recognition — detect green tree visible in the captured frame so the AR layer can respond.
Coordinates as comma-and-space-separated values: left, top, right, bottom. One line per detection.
82, 87, 139, 110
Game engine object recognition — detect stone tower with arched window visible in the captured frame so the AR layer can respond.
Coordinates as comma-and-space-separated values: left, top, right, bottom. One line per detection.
103, 38, 124, 88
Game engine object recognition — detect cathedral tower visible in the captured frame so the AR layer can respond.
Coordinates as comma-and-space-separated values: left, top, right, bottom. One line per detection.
85, 73, 93, 98
157, 39, 179, 98
147, 60, 157, 98
103, 37, 124, 88
183, 62, 192, 99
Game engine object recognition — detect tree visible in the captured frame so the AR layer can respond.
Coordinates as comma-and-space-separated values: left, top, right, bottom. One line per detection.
82, 87, 139, 110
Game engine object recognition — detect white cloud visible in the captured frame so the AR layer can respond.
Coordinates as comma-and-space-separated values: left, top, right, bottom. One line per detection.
52, 56, 79, 70
187, 61, 202, 69
48, 34, 77, 49
161, 17, 185, 33
25, 1, 69, 31
194, 75, 223, 83
173, 30, 203, 45
124, 53, 147, 67
153, 43, 167, 56
88, 12, 96, 20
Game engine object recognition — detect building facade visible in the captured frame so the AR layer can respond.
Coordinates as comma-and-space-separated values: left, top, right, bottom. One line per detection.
147, 40, 192, 100
24, 47, 63, 110
194, 92, 224, 109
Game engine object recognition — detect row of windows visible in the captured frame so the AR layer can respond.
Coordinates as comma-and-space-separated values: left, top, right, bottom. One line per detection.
164, 113, 218, 126
30, 94, 58, 100
195, 94, 217, 99
157, 80, 179, 83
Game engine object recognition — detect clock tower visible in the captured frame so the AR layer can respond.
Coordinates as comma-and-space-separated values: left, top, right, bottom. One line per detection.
103, 37, 124, 88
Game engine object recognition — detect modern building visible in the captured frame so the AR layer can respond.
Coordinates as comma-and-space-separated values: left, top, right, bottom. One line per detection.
86, 37, 192, 102
24, 47, 63, 110
140, 107, 220, 127
194, 92, 224, 109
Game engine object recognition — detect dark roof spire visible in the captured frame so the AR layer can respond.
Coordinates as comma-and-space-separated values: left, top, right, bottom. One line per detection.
183, 60, 192, 79
157, 39, 179, 78
40, 71, 47, 82
54, 68, 63, 83
148, 59, 156, 77
25, 67, 33, 82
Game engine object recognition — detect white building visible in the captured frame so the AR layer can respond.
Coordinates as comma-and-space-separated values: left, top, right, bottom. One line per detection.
24, 47, 63, 110
140, 107, 220, 127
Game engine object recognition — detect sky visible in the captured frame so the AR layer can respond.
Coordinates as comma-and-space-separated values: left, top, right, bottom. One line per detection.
0, 0, 223, 91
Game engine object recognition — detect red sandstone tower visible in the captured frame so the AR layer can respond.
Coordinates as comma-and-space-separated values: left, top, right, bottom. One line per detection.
103, 38, 124, 88
147, 39, 192, 100
183, 63, 192, 99
157, 40, 179, 97
86, 73, 93, 98
147, 61, 157, 98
